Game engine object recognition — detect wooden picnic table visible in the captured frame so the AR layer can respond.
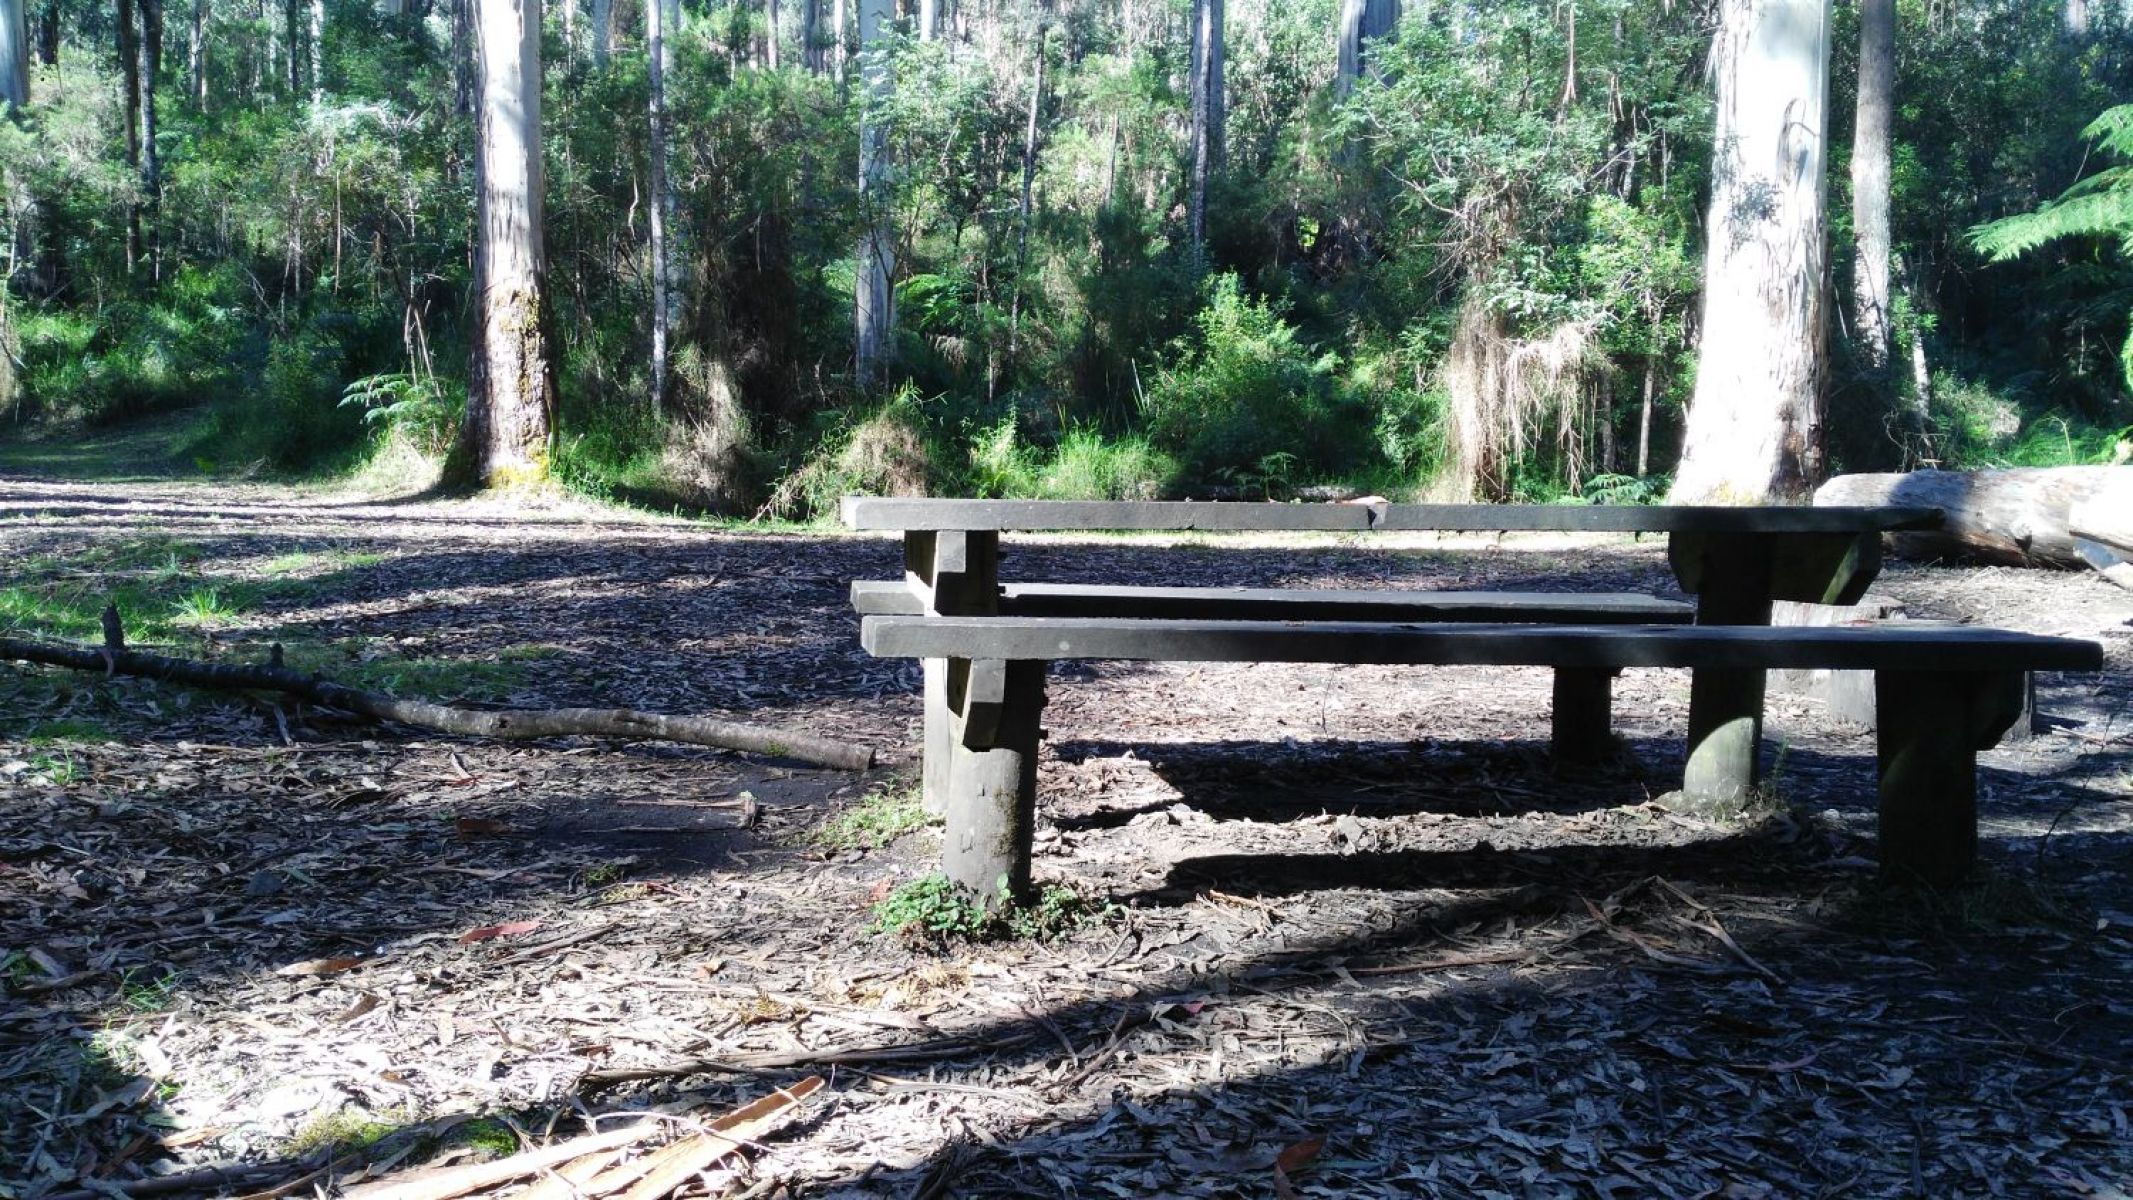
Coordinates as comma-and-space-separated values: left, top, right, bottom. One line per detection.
841, 496, 1944, 811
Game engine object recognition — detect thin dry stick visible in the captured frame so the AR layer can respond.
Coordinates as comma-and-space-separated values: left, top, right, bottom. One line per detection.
1, 631, 872, 771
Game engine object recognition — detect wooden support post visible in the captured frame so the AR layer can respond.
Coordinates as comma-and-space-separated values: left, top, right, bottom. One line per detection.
1672, 533, 1775, 809
1550, 668, 1615, 766
943, 658, 1045, 906
1875, 669, 2024, 886
906, 530, 999, 816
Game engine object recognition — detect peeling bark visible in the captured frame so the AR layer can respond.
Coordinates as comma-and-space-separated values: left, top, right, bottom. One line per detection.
1671, 0, 1831, 504
454, 0, 556, 489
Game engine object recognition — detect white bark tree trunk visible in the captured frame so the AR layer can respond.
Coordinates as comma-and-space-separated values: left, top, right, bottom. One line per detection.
187, 0, 207, 108
831, 0, 846, 82
455, 0, 554, 489
648, 0, 677, 414
0, 0, 27, 112
308, 0, 323, 104
1187, 0, 1223, 258
1670, 0, 1832, 504
853, 0, 893, 387
1334, 0, 1395, 99
916, 0, 935, 40
1849, 0, 1891, 376
588, 0, 610, 64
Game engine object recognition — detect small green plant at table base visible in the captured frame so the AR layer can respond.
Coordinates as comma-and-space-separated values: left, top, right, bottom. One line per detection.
810, 783, 934, 852
870, 874, 1114, 946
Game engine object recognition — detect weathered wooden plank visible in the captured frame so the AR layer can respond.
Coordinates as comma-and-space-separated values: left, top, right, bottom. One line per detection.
908, 531, 999, 818
845, 497, 1373, 531
843, 496, 1941, 534
858, 616, 2103, 672
850, 581, 1695, 623
1373, 504, 1941, 534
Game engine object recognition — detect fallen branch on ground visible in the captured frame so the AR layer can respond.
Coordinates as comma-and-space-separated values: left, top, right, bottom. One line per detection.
0, 626, 873, 771
344, 1078, 823, 1200
576, 1033, 1038, 1091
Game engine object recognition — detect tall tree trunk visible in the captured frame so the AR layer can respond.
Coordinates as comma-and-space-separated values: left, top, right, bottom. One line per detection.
853, 0, 893, 386
831, 0, 846, 83
453, 0, 555, 489
188, 0, 208, 108
0, 0, 27, 111
1187, 0, 1222, 259
916, 0, 935, 39
138, 0, 164, 277
589, 0, 610, 64
801, 0, 819, 70
1670, 0, 1832, 504
451, 0, 473, 114
308, 0, 322, 103
765, 0, 780, 66
118, 0, 142, 274
1334, 0, 1396, 99
1008, 21, 1045, 358
647, 0, 676, 414
1849, 0, 1892, 373
284, 0, 301, 92
32, 0, 52, 66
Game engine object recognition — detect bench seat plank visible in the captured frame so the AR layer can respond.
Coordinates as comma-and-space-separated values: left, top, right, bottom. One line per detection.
860, 615, 2103, 673
851, 581, 1695, 624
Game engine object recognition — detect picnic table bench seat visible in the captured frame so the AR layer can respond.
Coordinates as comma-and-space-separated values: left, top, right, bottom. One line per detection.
858, 614, 2103, 895
851, 579, 1697, 623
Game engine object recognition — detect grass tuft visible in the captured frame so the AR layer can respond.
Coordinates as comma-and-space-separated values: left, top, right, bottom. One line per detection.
869, 874, 1116, 947
810, 783, 934, 851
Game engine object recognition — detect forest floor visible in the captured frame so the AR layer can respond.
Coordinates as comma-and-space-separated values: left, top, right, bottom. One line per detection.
3, 468, 2132, 1199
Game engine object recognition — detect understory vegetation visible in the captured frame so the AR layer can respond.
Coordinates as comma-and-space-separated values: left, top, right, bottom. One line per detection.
0, 0, 2128, 509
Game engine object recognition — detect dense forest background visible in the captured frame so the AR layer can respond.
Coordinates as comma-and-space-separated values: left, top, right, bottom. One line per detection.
0, 0, 2128, 514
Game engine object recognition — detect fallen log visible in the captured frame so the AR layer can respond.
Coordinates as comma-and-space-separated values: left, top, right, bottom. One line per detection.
0, 633, 874, 771
1816, 466, 2130, 569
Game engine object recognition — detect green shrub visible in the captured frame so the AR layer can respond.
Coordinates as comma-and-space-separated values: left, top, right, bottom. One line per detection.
969, 420, 1176, 500
761, 385, 941, 520
340, 372, 463, 457
1140, 274, 1373, 489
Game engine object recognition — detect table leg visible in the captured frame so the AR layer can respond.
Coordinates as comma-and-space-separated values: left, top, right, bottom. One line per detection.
1674, 534, 1775, 808
1876, 669, 2024, 886
907, 530, 999, 816
1551, 668, 1615, 766
944, 658, 1046, 906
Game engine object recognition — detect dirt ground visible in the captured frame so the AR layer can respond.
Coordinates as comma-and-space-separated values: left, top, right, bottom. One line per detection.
3, 476, 2130, 1199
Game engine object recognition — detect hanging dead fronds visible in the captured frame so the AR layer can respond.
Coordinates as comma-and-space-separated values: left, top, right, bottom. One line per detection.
1441, 291, 1608, 501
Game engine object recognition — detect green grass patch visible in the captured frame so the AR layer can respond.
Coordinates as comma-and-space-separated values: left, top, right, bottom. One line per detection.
810, 783, 934, 851
286, 1107, 414, 1157
2, 538, 265, 643
449, 1118, 520, 1158
114, 967, 181, 1013
869, 874, 1115, 947
259, 548, 387, 577
23, 718, 117, 745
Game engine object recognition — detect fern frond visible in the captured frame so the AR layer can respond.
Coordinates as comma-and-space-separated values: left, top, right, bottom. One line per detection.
2082, 104, 2133, 159
1971, 184, 2133, 261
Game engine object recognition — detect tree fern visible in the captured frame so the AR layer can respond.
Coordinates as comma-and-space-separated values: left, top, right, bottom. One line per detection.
1970, 105, 2133, 388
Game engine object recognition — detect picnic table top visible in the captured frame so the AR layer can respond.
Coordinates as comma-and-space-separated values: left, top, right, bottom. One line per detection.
840, 497, 1945, 535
